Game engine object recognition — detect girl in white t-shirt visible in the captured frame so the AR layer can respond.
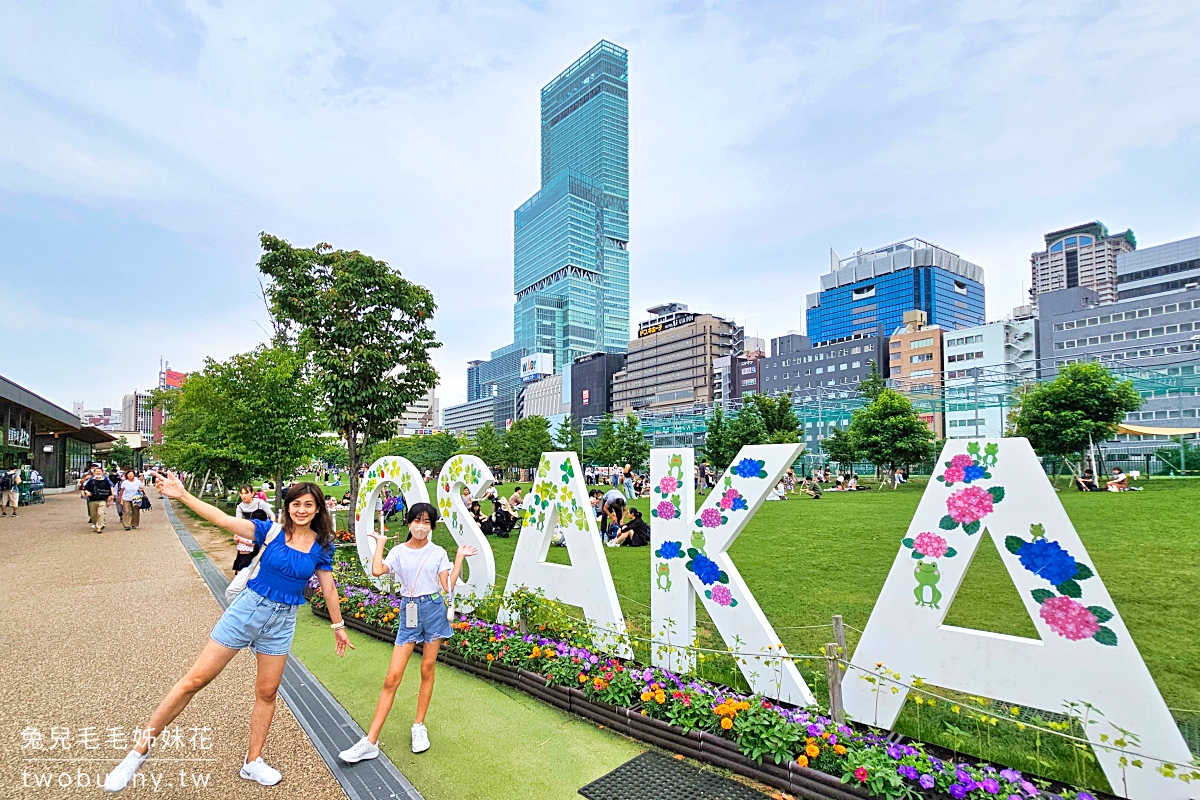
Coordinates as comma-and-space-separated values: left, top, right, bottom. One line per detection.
340, 502, 475, 761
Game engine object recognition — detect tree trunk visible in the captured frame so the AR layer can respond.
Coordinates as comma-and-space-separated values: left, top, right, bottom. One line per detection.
273, 471, 282, 515
197, 469, 212, 500
346, 426, 359, 519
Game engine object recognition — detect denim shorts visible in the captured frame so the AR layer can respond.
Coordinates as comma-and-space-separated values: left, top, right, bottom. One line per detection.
393, 593, 453, 646
210, 588, 298, 656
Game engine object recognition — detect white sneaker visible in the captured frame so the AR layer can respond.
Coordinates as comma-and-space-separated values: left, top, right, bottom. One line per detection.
411, 723, 430, 753
338, 736, 380, 763
240, 756, 282, 786
605, 539, 621, 548
104, 749, 148, 792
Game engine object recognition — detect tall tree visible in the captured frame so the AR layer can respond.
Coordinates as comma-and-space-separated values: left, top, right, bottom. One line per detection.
553, 418, 584, 459
745, 394, 801, 443
470, 423, 507, 470
587, 413, 618, 466
258, 234, 439, 514
702, 406, 735, 469
505, 416, 554, 471
1013, 362, 1141, 472
822, 427, 858, 471
153, 364, 256, 492
857, 359, 886, 402
218, 346, 324, 512
612, 413, 651, 470
847, 388, 937, 478
727, 403, 769, 453
107, 436, 136, 471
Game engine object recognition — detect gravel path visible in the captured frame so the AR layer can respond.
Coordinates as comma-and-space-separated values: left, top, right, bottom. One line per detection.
0, 491, 346, 798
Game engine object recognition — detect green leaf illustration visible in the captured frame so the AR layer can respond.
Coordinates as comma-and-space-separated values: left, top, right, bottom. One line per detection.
1031, 589, 1054, 604
982, 471, 992, 479
963, 521, 980, 535
1074, 563, 1095, 581
686, 548, 699, 559
936, 475, 946, 483
944, 547, 957, 557
729, 598, 738, 607
1088, 605, 1114, 623
901, 537, 915, 548
911, 550, 923, 559
1005, 535, 1024, 554
1056, 579, 1082, 598
1093, 626, 1118, 646
939, 515, 957, 530
987, 486, 1005, 503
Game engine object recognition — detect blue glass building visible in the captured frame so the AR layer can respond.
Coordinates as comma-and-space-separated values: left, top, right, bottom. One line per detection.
513, 40, 630, 370
805, 239, 985, 343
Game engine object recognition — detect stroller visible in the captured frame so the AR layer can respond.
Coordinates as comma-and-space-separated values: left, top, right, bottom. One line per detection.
490, 494, 516, 538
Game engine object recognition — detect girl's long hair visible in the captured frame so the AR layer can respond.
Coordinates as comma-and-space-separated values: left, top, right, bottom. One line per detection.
281, 482, 334, 548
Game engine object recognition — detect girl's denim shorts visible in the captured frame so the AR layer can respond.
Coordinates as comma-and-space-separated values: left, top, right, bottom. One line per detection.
210, 588, 298, 656
394, 593, 453, 646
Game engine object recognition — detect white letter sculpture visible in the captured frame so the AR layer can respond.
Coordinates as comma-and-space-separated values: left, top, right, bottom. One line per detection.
353, 456, 429, 590
845, 438, 1193, 800
500, 451, 631, 658
649, 445, 816, 706
435, 454, 496, 612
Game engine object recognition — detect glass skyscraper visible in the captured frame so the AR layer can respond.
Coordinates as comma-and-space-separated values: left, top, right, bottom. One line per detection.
513, 40, 630, 370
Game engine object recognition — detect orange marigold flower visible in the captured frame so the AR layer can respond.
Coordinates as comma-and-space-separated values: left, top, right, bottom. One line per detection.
805, 743, 820, 758
485, 653, 495, 661
796, 755, 809, 768
720, 717, 733, 730
833, 744, 847, 756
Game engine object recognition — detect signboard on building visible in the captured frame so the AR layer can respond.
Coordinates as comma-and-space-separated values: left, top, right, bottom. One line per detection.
520, 353, 554, 383
638, 312, 697, 338
7, 427, 30, 448
163, 370, 187, 388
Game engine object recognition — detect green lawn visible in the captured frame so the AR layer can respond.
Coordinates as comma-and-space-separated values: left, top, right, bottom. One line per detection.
290, 612, 644, 800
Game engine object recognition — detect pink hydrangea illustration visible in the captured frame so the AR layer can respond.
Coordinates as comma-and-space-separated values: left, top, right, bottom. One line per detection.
949, 454, 974, 469
946, 485, 994, 524
719, 496, 733, 510
659, 476, 679, 494
942, 466, 965, 484
710, 584, 734, 607
700, 507, 723, 528
913, 532, 949, 559
1039, 596, 1101, 640
656, 500, 677, 519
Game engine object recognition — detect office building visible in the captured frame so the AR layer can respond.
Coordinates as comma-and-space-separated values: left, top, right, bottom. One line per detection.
1116, 234, 1200, 302
442, 397, 497, 437
465, 345, 527, 431
570, 352, 626, 427
121, 391, 155, 439
397, 387, 439, 435
511, 40, 630, 372
1031, 221, 1135, 305
610, 304, 739, 414
806, 239, 985, 344
761, 332, 885, 401
71, 404, 123, 432
888, 311, 946, 435
521, 373, 570, 421
943, 315, 1037, 439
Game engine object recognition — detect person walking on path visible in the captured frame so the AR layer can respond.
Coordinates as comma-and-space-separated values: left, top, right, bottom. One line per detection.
339, 502, 475, 762
118, 469, 145, 530
82, 465, 114, 532
233, 485, 275, 572
103, 474, 354, 793
0, 467, 20, 516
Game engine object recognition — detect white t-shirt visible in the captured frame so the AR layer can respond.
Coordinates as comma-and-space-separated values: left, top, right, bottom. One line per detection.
384, 542, 451, 597
119, 478, 144, 502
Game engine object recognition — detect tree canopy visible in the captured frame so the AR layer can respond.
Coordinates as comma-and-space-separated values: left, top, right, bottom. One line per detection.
553, 418, 584, 460
612, 413, 651, 470
744, 394, 802, 444
1013, 362, 1141, 459
258, 233, 440, 512
587, 413, 618, 466
505, 416, 554, 471
846, 388, 938, 474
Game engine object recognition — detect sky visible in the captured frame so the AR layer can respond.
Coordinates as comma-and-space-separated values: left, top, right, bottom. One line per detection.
2, 0, 1198, 417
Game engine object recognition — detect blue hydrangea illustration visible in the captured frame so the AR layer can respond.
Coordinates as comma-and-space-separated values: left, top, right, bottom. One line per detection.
655, 541, 684, 560
733, 458, 764, 479
963, 464, 986, 482
1017, 539, 1078, 586
689, 553, 722, 585
730, 496, 748, 511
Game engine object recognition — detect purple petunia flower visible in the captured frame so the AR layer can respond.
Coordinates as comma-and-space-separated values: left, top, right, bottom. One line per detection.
948, 784, 969, 800
1076, 794, 1095, 800
897, 765, 919, 780
1000, 769, 1021, 783
888, 743, 906, 759
956, 767, 972, 783
919, 774, 936, 789
982, 777, 1000, 794
1021, 780, 1039, 796
807, 723, 822, 736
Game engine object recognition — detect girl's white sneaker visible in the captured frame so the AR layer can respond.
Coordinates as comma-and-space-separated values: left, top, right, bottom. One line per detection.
103, 749, 148, 792
338, 736, 380, 763
240, 757, 282, 785
411, 723, 430, 753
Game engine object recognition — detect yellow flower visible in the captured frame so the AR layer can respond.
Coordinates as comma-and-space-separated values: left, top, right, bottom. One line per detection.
720, 717, 733, 730
833, 744, 847, 756
1009, 705, 1020, 716
805, 743, 820, 758
913, 695, 924, 705
640, 691, 652, 702
655, 692, 666, 704
796, 755, 809, 768
951, 705, 960, 714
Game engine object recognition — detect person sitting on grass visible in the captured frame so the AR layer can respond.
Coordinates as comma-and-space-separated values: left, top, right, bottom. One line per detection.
802, 476, 823, 499
602, 497, 625, 542
606, 506, 650, 547
1076, 469, 1101, 492
1106, 467, 1134, 492
338, 502, 475, 761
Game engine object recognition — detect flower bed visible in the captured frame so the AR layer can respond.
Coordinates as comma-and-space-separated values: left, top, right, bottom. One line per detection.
307, 579, 1106, 800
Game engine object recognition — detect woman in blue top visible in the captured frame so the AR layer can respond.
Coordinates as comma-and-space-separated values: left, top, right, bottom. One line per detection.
104, 473, 353, 793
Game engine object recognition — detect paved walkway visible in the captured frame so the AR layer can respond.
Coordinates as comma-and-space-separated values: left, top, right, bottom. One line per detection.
0, 491, 345, 798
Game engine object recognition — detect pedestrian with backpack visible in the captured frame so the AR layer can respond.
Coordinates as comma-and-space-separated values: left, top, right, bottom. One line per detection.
118, 469, 145, 530
82, 466, 114, 532
0, 467, 20, 517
